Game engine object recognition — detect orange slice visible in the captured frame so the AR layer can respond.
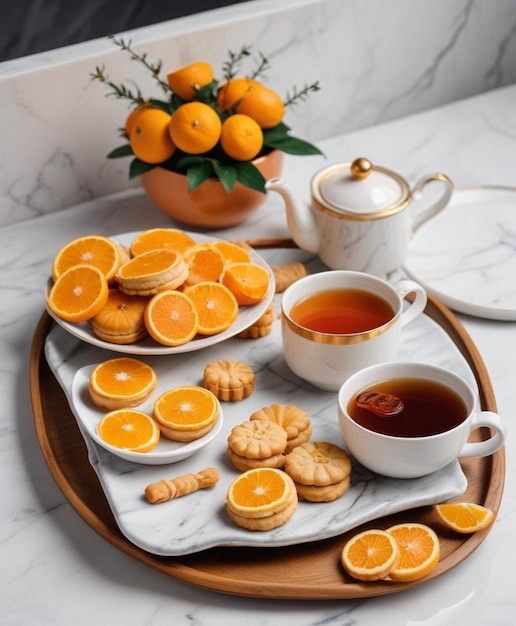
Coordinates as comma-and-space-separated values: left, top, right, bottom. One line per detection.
184, 281, 239, 335
226, 467, 294, 517
434, 502, 495, 534
51, 235, 122, 282
386, 523, 440, 582
130, 228, 196, 257
221, 262, 270, 305
47, 264, 109, 323
341, 529, 400, 581
89, 357, 158, 411
144, 290, 198, 346
211, 240, 251, 265
97, 409, 160, 453
153, 386, 219, 432
184, 243, 226, 286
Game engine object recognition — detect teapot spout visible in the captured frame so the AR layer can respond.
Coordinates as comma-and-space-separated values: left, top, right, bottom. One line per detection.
265, 177, 320, 253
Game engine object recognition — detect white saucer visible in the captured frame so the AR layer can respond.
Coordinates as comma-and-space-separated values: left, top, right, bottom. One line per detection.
404, 187, 516, 320
45, 230, 275, 354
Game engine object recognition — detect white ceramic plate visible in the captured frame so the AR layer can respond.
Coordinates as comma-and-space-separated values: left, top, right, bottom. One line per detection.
45, 230, 275, 354
71, 363, 223, 465
404, 187, 516, 320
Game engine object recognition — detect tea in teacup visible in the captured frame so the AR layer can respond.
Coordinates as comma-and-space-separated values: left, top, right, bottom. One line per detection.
348, 377, 468, 438
290, 288, 395, 334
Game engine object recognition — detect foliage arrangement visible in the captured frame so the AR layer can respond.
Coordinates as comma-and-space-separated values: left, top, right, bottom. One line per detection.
91, 36, 322, 194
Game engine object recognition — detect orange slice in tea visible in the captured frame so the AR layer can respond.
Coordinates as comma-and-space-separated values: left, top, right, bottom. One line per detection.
386, 523, 440, 582
47, 264, 109, 323
97, 409, 160, 453
144, 290, 198, 346
184, 281, 239, 335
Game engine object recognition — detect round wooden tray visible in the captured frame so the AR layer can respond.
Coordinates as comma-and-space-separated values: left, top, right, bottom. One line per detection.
30, 246, 505, 599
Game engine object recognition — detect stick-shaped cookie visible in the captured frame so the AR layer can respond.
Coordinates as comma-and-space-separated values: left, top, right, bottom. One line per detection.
144, 467, 220, 504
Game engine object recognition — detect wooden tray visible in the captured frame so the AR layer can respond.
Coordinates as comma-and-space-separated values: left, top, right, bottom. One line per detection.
30, 242, 505, 599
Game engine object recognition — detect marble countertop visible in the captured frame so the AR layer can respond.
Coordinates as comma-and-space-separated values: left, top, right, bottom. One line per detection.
3, 83, 516, 624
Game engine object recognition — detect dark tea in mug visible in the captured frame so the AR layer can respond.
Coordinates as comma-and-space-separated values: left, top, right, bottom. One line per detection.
348, 377, 468, 437
289, 288, 395, 334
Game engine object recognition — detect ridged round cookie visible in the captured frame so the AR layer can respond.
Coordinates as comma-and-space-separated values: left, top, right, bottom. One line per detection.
226, 445, 286, 471
226, 490, 298, 531
237, 304, 275, 339
250, 404, 312, 452
294, 475, 351, 502
228, 420, 287, 459
203, 360, 255, 402
284, 441, 352, 486
115, 249, 188, 295
91, 289, 149, 344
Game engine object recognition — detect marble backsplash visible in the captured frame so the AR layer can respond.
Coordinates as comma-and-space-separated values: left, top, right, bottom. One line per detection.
1, 0, 516, 227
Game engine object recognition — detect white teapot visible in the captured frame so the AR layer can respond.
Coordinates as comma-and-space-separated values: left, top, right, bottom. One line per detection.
266, 157, 453, 277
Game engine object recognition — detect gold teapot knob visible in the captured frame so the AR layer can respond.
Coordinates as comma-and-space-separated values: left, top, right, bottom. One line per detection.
350, 157, 373, 180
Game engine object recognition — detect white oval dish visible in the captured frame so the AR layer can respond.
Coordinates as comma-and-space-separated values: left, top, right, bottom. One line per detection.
45, 230, 275, 354
71, 363, 223, 465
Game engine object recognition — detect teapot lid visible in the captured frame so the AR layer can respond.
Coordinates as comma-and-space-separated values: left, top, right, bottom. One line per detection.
314, 158, 411, 217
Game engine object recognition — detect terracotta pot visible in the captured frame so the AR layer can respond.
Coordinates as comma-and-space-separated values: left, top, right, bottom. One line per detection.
140, 150, 284, 229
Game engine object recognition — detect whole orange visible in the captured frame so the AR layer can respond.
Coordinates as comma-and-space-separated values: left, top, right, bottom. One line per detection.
169, 102, 222, 154
166, 61, 214, 101
218, 78, 285, 129
220, 114, 263, 161
130, 108, 175, 163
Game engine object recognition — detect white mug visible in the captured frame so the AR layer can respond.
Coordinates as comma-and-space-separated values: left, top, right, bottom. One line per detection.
338, 361, 506, 478
281, 270, 427, 391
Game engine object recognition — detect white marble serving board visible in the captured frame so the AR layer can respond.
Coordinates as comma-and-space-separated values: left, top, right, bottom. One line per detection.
44, 306, 472, 556
404, 187, 516, 320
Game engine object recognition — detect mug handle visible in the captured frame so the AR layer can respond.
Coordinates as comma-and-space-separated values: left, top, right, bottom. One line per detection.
411, 172, 454, 232
397, 280, 427, 328
458, 411, 506, 459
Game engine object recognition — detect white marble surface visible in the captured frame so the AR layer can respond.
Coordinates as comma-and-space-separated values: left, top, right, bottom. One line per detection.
2, 0, 516, 226
45, 313, 468, 556
2, 0, 516, 621
2, 82, 516, 625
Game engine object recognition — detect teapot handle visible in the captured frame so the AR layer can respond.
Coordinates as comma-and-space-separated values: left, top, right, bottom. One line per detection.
410, 173, 453, 232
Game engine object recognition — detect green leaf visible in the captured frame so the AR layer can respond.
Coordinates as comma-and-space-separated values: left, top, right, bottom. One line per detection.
262, 122, 291, 142
264, 134, 323, 156
233, 161, 266, 193
186, 161, 214, 192
212, 161, 237, 192
147, 98, 176, 114
129, 158, 156, 178
107, 144, 134, 158
176, 155, 208, 171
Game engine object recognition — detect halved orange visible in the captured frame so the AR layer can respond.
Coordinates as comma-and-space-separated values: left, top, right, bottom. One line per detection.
221, 262, 270, 305
97, 409, 160, 453
341, 529, 400, 581
184, 281, 239, 335
47, 264, 109, 323
386, 523, 440, 582
130, 228, 196, 257
153, 386, 219, 431
51, 235, 122, 282
144, 290, 198, 346
226, 467, 294, 517
89, 357, 157, 411
434, 502, 495, 534
184, 243, 226, 286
